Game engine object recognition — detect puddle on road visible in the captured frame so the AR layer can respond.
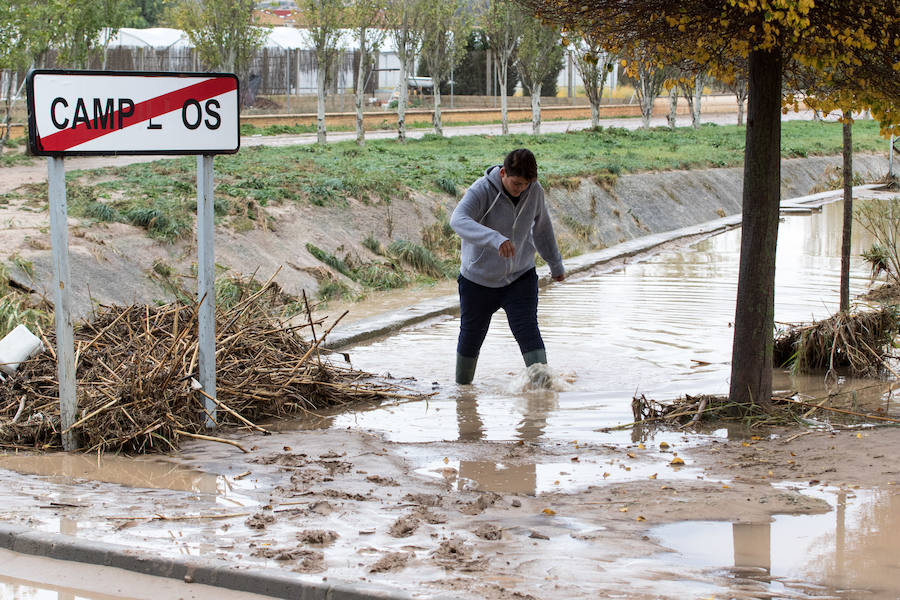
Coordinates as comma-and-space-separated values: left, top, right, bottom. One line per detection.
0, 453, 261, 515
414, 455, 704, 495
0, 453, 218, 493
651, 485, 900, 598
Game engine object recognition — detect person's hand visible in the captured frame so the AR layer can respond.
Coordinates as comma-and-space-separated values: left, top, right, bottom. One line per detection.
498, 240, 515, 258
552, 273, 565, 282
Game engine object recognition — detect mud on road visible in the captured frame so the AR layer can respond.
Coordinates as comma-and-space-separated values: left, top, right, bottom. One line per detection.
1, 414, 899, 599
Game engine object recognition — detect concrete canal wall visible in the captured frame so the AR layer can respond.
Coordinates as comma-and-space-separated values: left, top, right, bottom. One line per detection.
544, 154, 890, 251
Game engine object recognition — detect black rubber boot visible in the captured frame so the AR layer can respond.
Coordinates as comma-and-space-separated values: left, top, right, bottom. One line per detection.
522, 348, 547, 367
455, 353, 478, 384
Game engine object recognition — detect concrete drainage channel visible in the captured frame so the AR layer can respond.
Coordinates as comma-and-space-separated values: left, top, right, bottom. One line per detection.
0, 186, 872, 599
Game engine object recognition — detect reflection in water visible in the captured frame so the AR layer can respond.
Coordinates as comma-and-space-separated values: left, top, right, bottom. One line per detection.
454, 390, 557, 443
458, 461, 536, 495
653, 487, 900, 597
732, 522, 771, 571
332, 200, 891, 446
0, 453, 218, 494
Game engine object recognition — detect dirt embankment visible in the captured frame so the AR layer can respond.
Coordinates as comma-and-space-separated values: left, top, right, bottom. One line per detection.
0, 153, 889, 320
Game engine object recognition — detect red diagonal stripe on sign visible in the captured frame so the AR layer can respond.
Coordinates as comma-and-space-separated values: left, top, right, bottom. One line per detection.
38, 77, 237, 152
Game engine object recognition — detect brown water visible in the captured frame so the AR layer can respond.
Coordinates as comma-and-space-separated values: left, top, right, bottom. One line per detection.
652, 485, 900, 598
0, 454, 219, 493
328, 200, 895, 448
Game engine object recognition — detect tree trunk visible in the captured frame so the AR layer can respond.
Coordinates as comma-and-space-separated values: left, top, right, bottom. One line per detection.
639, 69, 653, 129
398, 53, 408, 142
840, 115, 853, 312
737, 94, 745, 126
667, 86, 677, 129
1, 74, 13, 152
355, 35, 366, 146
691, 73, 703, 129
499, 56, 509, 135
531, 83, 541, 135
590, 100, 600, 129
317, 58, 327, 145
641, 103, 652, 128
433, 81, 443, 136
728, 48, 782, 411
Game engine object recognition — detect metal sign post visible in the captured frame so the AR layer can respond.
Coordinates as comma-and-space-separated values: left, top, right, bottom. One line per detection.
26, 69, 240, 448
197, 154, 217, 428
47, 156, 77, 450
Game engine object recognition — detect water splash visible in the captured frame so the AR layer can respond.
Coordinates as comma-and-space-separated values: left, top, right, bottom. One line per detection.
506, 363, 572, 393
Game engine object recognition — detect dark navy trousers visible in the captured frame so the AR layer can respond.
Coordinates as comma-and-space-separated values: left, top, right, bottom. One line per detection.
457, 267, 544, 358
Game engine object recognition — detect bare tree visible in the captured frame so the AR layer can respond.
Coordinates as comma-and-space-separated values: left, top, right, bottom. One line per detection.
482, 0, 525, 135
386, 0, 427, 142
350, 0, 387, 146
725, 61, 749, 126
296, 0, 346, 145
627, 46, 666, 129
570, 34, 616, 129
679, 70, 707, 129
516, 17, 563, 134
420, 0, 471, 136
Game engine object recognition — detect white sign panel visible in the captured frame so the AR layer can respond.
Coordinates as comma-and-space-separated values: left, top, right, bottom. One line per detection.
27, 70, 240, 156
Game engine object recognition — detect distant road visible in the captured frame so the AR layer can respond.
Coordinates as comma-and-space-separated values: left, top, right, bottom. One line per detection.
242, 109, 820, 148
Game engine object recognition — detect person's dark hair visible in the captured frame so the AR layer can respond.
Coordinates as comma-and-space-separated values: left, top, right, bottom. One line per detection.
503, 148, 538, 181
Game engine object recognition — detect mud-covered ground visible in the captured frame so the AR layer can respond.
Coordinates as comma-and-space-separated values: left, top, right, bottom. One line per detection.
1, 412, 898, 599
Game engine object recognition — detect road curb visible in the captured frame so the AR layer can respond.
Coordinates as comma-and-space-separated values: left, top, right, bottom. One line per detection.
0, 523, 413, 600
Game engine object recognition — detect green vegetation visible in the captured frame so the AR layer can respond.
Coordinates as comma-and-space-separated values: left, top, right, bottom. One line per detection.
387, 240, 453, 279
305, 237, 458, 301
5, 120, 886, 245
0, 152, 35, 168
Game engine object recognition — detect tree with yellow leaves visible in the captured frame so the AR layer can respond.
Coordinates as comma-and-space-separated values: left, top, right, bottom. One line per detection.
568, 33, 617, 129
516, 0, 899, 411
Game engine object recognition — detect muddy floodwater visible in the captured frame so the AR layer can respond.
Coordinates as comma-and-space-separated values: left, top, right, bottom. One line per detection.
295, 199, 897, 597
2, 199, 899, 600
328, 200, 893, 447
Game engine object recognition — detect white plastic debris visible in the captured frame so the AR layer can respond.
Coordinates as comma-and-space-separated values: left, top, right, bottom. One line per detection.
0, 324, 45, 376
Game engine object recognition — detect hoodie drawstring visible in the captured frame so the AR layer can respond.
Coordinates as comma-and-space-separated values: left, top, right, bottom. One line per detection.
479, 189, 503, 225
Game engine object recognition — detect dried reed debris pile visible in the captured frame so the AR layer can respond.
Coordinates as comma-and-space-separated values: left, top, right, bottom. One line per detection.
631, 393, 742, 427
632, 389, 900, 430
773, 306, 900, 376
0, 290, 419, 453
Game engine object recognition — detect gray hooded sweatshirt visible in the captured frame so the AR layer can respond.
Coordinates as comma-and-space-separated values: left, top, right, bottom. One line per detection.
450, 165, 564, 288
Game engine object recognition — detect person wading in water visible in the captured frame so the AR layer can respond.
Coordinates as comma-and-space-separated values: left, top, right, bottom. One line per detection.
450, 148, 566, 384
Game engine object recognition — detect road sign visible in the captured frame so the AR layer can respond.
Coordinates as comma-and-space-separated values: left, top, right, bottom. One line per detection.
26, 69, 239, 448
26, 70, 240, 156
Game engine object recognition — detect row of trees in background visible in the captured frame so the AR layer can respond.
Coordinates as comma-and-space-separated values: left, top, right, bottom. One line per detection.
1, 0, 750, 148
289, 0, 575, 143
